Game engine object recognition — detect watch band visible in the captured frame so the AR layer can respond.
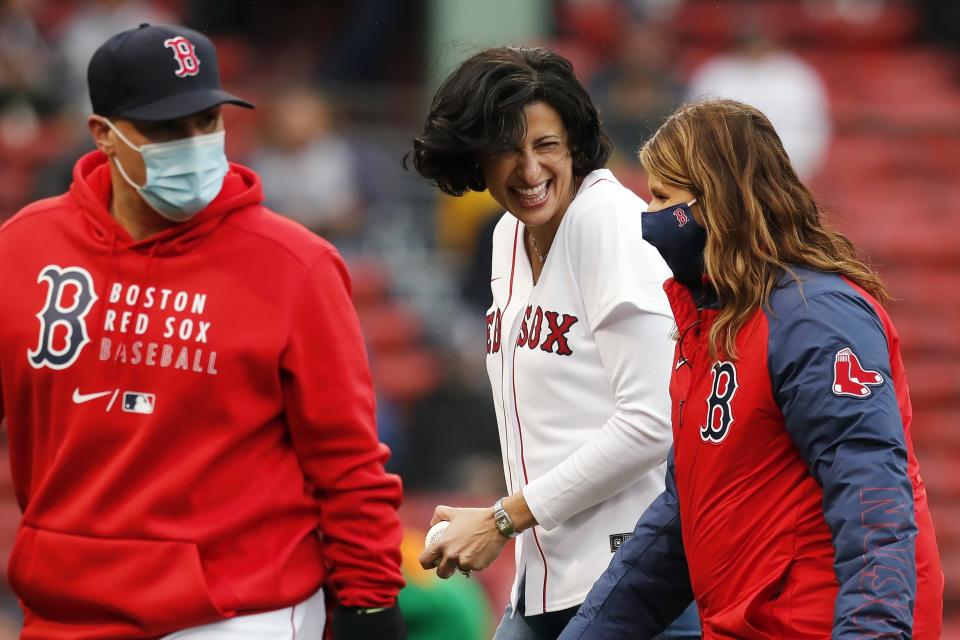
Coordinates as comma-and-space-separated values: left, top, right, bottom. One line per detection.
493, 497, 520, 538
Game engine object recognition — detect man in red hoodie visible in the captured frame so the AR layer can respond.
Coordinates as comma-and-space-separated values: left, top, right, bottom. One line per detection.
0, 23, 406, 639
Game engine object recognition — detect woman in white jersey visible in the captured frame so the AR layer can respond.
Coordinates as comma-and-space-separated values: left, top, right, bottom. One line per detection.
408, 47, 699, 639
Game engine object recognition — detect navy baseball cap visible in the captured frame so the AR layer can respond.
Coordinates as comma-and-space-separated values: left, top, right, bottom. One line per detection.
88, 23, 254, 121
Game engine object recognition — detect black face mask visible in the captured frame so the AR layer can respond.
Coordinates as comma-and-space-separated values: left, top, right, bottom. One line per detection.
641, 199, 707, 289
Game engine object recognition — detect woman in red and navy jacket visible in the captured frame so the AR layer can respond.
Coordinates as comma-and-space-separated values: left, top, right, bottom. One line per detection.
560, 99, 943, 639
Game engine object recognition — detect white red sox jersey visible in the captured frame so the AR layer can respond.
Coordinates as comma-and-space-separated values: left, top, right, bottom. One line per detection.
484, 169, 676, 614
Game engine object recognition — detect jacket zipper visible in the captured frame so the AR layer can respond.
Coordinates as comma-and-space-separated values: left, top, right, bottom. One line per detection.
676, 312, 702, 432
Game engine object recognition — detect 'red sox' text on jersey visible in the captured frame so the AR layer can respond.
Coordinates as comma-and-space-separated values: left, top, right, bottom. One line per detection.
485, 168, 676, 616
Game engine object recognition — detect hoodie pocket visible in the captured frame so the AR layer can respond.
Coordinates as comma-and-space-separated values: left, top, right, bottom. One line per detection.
8, 524, 228, 632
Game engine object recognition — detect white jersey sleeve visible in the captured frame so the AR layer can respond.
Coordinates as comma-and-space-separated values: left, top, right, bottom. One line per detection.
522, 182, 675, 531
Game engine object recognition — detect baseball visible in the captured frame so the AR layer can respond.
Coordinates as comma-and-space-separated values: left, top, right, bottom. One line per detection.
424, 520, 449, 547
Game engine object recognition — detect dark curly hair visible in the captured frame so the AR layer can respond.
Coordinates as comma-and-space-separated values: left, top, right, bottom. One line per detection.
406, 47, 612, 196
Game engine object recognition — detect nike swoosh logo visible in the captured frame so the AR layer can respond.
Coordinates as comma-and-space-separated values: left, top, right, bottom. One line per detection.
72, 388, 112, 404
490, 277, 504, 282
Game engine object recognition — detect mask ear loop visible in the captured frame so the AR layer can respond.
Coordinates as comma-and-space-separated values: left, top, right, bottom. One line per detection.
95, 116, 147, 191
110, 152, 147, 192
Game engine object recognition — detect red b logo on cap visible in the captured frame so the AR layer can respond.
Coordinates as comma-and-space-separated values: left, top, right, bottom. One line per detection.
163, 36, 200, 78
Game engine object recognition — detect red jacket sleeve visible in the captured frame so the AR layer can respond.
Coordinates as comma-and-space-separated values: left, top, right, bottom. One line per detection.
280, 246, 404, 608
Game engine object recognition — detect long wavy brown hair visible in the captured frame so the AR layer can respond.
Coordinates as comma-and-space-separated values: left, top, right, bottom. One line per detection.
640, 99, 889, 359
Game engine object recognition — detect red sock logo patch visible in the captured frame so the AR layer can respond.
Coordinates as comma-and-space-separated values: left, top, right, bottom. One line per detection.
832, 347, 884, 397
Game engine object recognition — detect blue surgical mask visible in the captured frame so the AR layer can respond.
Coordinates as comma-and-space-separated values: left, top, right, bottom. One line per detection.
642, 199, 707, 289
101, 117, 229, 222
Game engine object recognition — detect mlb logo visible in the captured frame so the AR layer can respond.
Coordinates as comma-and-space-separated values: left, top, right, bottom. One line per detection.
609, 532, 632, 553
122, 392, 156, 414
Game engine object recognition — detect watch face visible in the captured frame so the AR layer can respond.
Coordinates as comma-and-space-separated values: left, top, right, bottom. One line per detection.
493, 499, 516, 537
495, 515, 515, 537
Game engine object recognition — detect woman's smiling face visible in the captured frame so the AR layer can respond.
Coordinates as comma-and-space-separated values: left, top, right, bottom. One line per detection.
480, 101, 577, 231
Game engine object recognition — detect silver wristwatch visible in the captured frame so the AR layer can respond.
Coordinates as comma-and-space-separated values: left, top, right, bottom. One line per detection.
493, 498, 520, 538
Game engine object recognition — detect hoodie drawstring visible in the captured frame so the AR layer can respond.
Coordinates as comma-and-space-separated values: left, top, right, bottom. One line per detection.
94, 228, 119, 351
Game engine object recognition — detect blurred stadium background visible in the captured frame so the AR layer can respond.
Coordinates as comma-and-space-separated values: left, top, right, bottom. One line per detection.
0, 0, 957, 636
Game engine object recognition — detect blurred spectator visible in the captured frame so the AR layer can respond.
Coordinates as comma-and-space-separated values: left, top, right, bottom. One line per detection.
686, 25, 830, 178
0, 0, 66, 119
30, 110, 96, 200
555, 0, 679, 55
318, 0, 410, 83
57, 0, 172, 110
460, 211, 500, 313
431, 187, 503, 312
399, 351, 502, 495
251, 85, 366, 248
590, 20, 684, 164
183, 1, 421, 85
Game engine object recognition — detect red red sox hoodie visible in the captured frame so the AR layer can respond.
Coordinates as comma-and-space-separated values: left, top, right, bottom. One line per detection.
0, 151, 404, 638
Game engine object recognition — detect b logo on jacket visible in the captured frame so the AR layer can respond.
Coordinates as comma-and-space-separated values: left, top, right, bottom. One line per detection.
702, 361, 738, 444
28, 265, 98, 370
